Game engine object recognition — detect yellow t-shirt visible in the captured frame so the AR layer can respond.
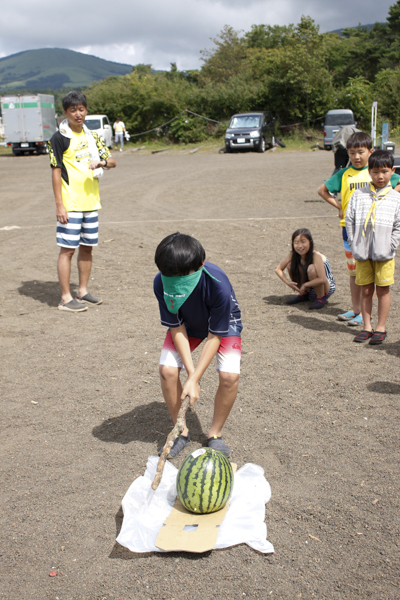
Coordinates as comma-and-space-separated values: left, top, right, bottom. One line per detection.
49, 130, 111, 212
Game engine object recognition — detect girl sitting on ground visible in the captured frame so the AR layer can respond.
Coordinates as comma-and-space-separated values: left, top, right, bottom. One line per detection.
275, 228, 336, 309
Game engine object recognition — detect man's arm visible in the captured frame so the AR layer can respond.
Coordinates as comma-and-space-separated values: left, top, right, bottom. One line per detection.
317, 182, 343, 220
52, 167, 68, 224
89, 157, 116, 170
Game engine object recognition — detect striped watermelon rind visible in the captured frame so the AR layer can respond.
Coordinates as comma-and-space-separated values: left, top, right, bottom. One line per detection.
176, 448, 234, 514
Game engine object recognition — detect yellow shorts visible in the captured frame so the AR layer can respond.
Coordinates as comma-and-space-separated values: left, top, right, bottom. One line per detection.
355, 258, 395, 287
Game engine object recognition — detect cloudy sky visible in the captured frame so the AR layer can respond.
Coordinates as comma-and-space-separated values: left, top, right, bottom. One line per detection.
0, 0, 395, 70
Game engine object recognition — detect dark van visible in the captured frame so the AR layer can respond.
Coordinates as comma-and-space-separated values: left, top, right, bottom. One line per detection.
225, 112, 275, 153
323, 109, 356, 150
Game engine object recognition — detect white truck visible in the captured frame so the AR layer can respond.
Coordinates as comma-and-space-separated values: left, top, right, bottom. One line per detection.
1, 93, 57, 155
84, 114, 113, 148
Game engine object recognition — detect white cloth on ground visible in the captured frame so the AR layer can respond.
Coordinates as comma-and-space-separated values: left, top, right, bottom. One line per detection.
116, 455, 274, 554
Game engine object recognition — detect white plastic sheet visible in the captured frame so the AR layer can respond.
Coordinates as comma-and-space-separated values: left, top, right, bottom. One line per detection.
116, 456, 274, 554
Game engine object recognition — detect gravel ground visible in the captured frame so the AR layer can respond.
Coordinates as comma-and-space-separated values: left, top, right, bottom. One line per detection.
0, 148, 399, 600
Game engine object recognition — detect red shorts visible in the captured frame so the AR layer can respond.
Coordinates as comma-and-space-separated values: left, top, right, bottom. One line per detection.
159, 330, 241, 374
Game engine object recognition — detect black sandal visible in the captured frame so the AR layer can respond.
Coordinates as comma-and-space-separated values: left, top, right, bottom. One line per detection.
353, 330, 373, 343
369, 331, 387, 345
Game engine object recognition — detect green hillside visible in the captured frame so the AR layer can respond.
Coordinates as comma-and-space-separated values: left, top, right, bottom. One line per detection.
0, 48, 133, 91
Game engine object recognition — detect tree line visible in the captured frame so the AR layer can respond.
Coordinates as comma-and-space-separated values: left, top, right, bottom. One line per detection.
83, 0, 400, 142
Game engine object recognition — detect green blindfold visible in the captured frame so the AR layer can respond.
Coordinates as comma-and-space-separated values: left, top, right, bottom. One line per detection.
161, 267, 220, 313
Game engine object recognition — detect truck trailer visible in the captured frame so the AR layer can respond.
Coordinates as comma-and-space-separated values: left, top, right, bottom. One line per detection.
1, 94, 57, 155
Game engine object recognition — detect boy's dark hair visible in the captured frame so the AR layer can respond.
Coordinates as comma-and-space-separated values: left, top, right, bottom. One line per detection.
155, 232, 206, 276
62, 91, 87, 111
346, 131, 372, 150
369, 149, 394, 170
290, 228, 314, 287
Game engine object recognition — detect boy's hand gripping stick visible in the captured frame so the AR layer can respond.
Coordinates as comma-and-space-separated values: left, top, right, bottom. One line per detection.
151, 396, 190, 490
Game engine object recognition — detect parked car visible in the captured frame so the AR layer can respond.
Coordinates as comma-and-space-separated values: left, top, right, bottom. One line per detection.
84, 114, 113, 148
225, 112, 275, 153
323, 109, 356, 150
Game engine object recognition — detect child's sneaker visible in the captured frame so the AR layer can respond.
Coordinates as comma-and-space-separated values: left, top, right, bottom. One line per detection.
287, 293, 309, 305
309, 295, 329, 310
207, 436, 231, 457
158, 434, 190, 458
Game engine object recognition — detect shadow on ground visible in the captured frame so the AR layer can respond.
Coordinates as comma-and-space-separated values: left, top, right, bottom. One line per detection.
287, 313, 356, 335
367, 381, 400, 394
92, 401, 205, 446
262, 295, 342, 318
374, 339, 400, 359
18, 280, 77, 307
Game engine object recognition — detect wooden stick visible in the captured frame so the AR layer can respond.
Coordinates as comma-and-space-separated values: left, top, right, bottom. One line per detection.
151, 396, 190, 490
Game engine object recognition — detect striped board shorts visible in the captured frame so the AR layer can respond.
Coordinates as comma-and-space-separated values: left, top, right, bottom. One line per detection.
56, 211, 99, 248
160, 324, 242, 374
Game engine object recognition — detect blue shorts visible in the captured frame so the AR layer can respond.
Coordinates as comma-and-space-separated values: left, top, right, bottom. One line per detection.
56, 211, 99, 248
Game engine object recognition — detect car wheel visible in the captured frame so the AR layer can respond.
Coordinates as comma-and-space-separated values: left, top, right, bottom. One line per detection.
12, 149, 21, 156
225, 145, 232, 153
258, 138, 266, 153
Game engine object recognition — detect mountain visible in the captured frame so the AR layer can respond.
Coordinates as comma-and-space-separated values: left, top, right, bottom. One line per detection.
329, 23, 381, 35
0, 48, 133, 91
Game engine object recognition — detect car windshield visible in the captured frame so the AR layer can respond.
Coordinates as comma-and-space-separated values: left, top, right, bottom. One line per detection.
84, 119, 101, 130
229, 116, 261, 129
325, 114, 354, 126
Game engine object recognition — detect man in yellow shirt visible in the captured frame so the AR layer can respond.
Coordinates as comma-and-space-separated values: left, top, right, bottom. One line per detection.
113, 117, 126, 151
48, 91, 116, 312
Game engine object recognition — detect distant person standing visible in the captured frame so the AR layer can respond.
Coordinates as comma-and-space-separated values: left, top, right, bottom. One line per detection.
113, 118, 126, 151
48, 91, 116, 312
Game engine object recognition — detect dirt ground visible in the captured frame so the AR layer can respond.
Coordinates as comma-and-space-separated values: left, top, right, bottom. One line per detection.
1, 147, 399, 600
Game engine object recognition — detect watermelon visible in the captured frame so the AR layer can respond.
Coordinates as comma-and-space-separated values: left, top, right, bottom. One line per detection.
176, 448, 234, 514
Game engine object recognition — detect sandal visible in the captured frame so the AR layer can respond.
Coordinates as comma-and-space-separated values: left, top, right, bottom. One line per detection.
348, 314, 363, 326
287, 293, 309, 305
353, 330, 373, 343
76, 293, 103, 305
369, 331, 387, 345
337, 310, 357, 321
309, 295, 328, 310
58, 299, 88, 312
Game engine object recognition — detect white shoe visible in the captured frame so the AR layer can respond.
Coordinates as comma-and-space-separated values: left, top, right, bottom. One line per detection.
120, 148, 122, 152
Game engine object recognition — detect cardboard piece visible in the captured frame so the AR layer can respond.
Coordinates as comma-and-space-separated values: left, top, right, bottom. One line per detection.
155, 463, 237, 553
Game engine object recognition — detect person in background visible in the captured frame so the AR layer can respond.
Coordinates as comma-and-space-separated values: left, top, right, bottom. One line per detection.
113, 117, 126, 151
48, 91, 116, 312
